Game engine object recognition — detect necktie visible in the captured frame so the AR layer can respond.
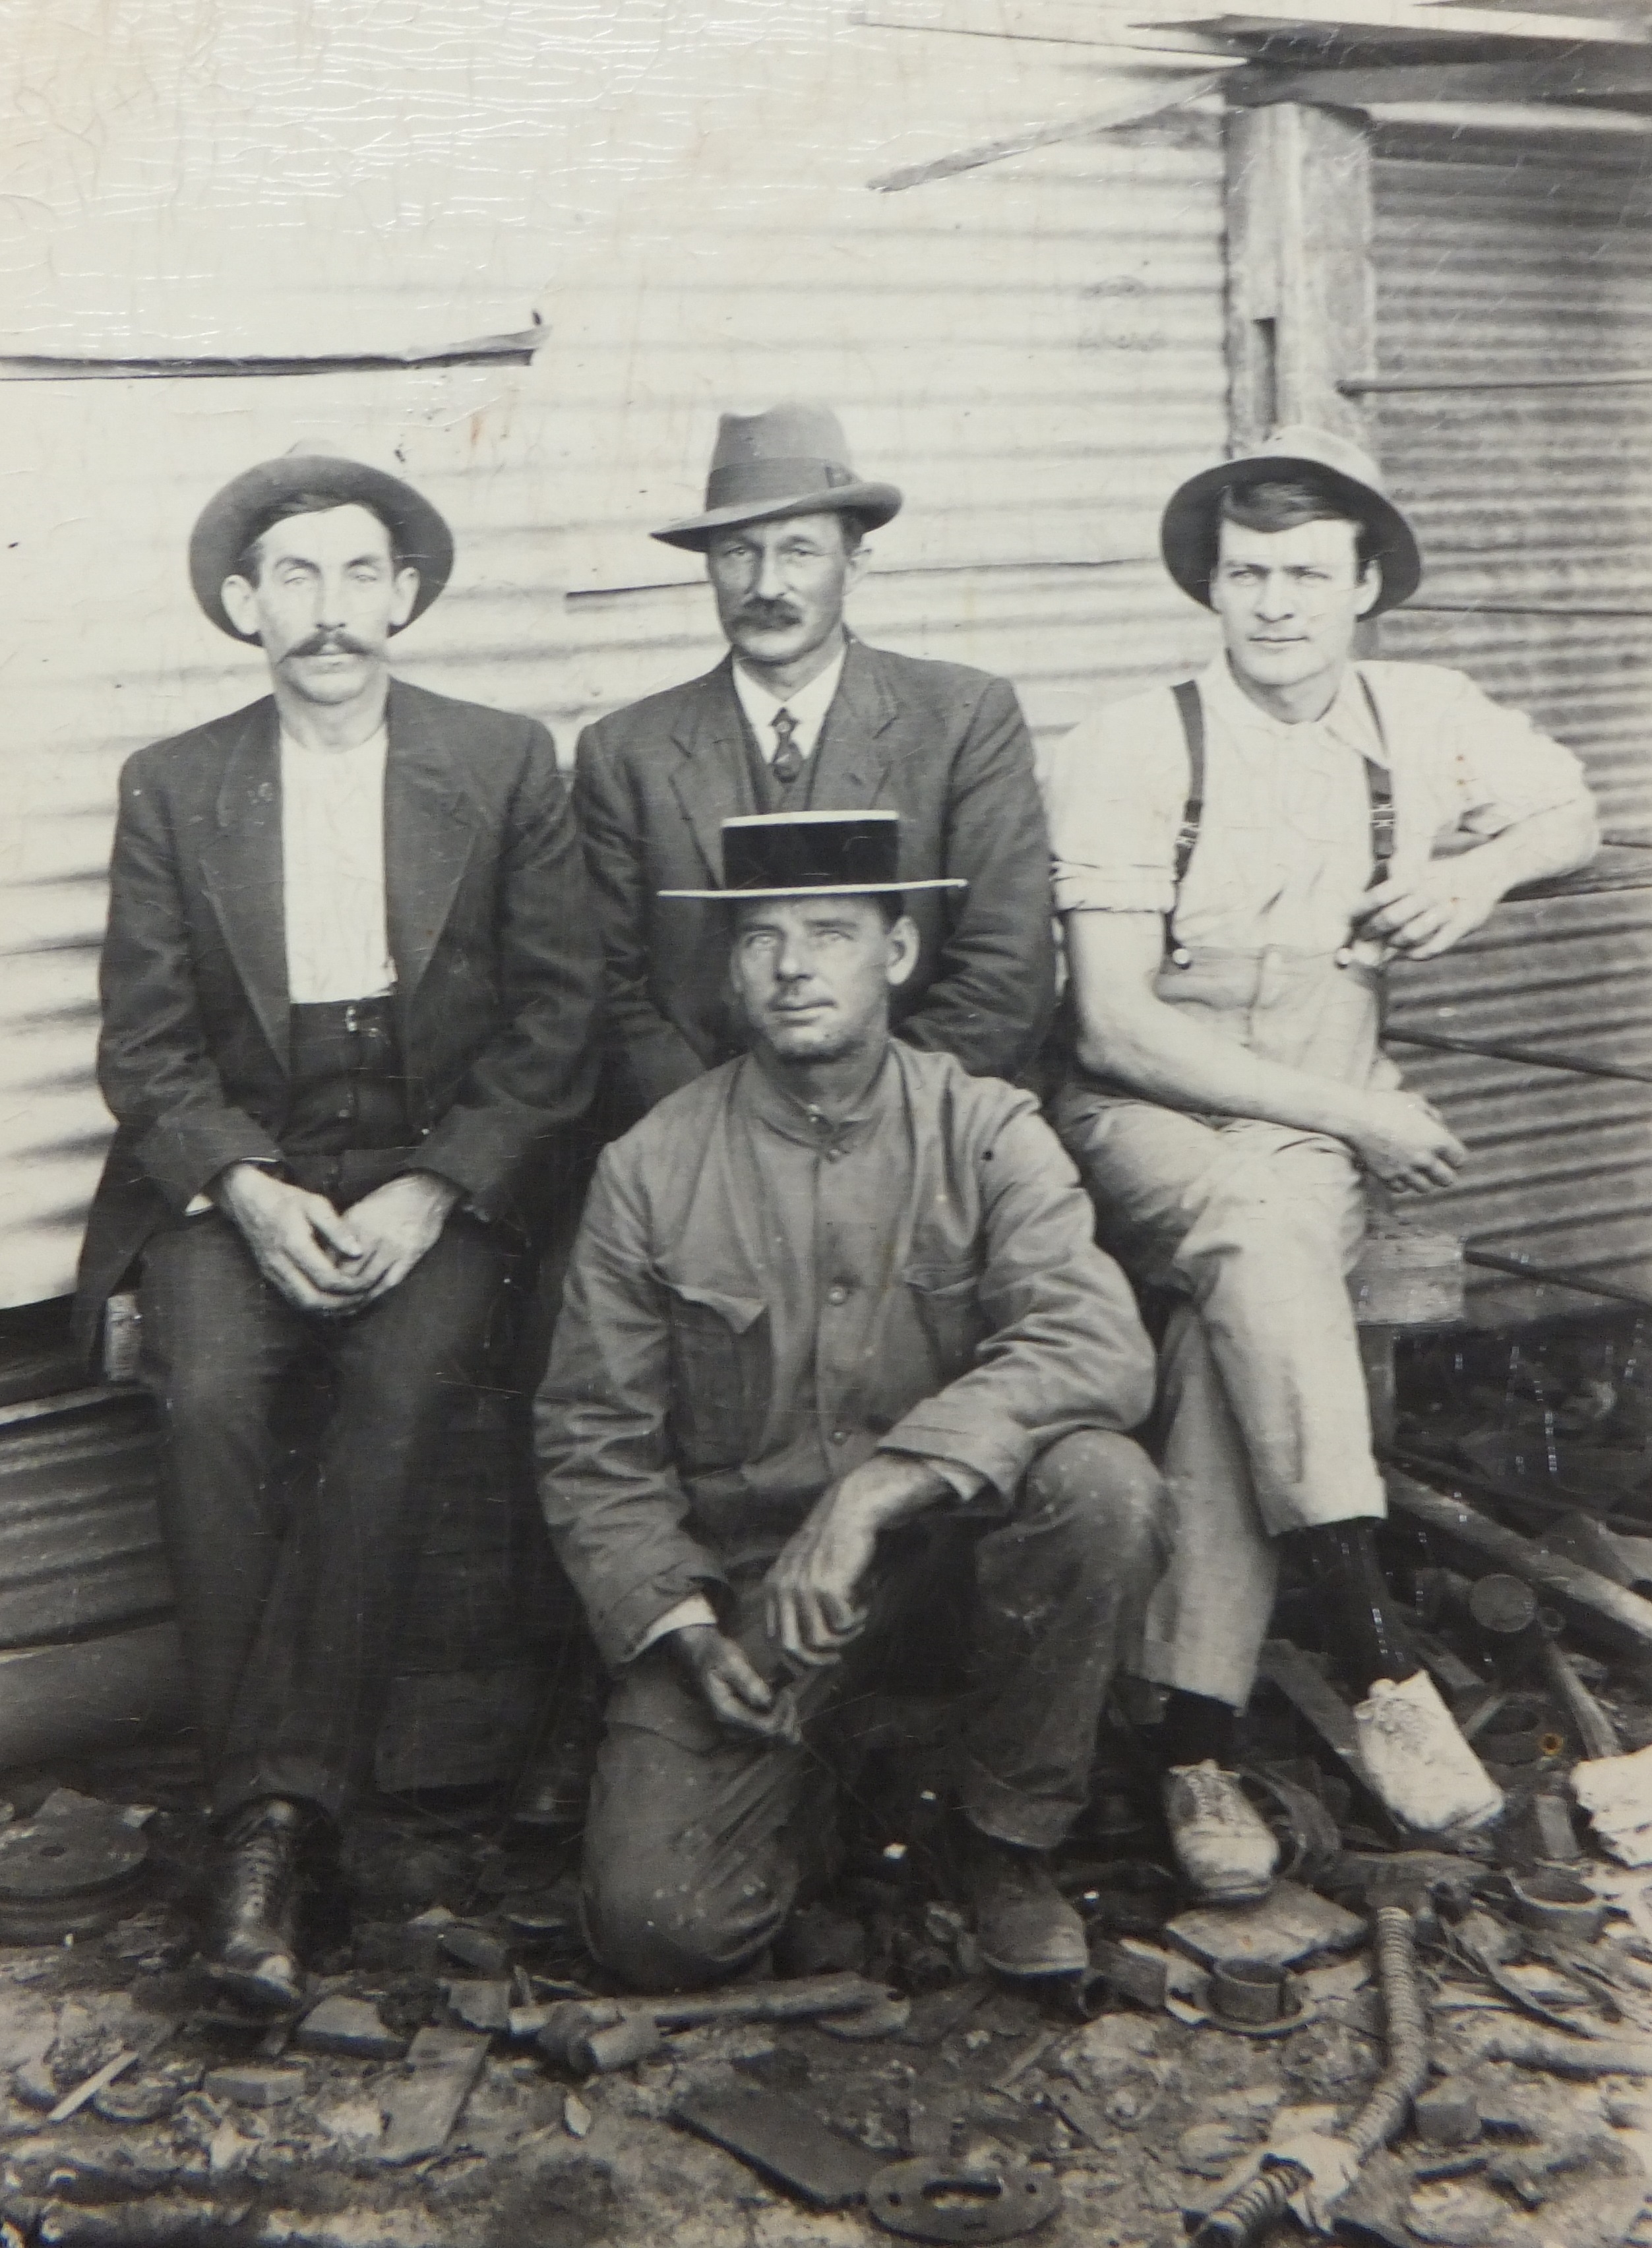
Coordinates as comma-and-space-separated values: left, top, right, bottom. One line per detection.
771, 708, 803, 786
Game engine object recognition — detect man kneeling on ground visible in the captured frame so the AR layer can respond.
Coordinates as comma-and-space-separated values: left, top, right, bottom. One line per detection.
535, 810, 1165, 1989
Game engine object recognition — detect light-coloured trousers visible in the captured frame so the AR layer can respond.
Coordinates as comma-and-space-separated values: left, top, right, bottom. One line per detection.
1056, 1093, 1385, 1709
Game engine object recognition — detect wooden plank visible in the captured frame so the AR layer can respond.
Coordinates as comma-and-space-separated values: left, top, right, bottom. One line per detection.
1144, 6, 1649, 52
1225, 53, 1652, 103
377, 2027, 489, 2165
1225, 101, 1376, 452
1256, 1639, 1363, 1771
849, 0, 1649, 52
867, 76, 1226, 191
1385, 1471, 1652, 1659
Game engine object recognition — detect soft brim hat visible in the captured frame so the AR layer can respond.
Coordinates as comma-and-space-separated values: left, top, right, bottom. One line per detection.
661, 811, 965, 903
652, 402, 902, 553
1160, 424, 1422, 619
189, 446, 454, 640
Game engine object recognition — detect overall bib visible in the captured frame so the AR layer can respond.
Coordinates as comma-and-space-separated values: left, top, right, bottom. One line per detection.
1055, 677, 1400, 1709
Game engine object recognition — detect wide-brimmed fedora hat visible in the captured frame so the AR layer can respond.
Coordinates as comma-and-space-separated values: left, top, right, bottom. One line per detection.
189, 443, 455, 640
660, 811, 964, 903
652, 403, 902, 553
1160, 425, 1422, 619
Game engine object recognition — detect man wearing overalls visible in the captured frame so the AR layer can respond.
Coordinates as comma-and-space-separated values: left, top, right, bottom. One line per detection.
1042, 427, 1599, 1899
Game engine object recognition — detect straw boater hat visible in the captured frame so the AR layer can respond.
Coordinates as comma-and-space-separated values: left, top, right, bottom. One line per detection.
652, 403, 903, 553
1159, 424, 1423, 620
189, 444, 455, 640
660, 811, 965, 903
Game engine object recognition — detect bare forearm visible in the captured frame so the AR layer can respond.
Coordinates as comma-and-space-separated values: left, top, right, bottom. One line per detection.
1074, 1001, 1369, 1141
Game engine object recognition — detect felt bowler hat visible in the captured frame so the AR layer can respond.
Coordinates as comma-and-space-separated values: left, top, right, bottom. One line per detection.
1160, 425, 1423, 619
660, 811, 965, 902
189, 444, 455, 640
651, 402, 903, 553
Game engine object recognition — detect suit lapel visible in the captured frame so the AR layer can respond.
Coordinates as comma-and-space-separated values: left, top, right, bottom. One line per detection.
383, 681, 478, 998
199, 702, 290, 1067
812, 637, 899, 806
668, 659, 754, 881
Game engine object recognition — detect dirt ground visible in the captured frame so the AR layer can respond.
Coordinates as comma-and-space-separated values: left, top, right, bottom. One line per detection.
9, 1314, 1652, 2247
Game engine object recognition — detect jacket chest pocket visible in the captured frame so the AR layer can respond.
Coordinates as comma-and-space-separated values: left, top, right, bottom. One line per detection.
661, 1278, 769, 1469
901, 1260, 986, 1375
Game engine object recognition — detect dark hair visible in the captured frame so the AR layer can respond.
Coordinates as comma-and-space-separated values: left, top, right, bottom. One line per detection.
835, 510, 869, 555
1217, 477, 1377, 573
231, 491, 407, 586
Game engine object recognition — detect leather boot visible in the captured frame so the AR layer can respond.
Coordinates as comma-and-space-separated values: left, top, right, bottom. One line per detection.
202, 1797, 311, 2011
943, 1811, 1087, 1979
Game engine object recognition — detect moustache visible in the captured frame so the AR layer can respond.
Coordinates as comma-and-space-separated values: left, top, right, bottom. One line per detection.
288, 632, 373, 659
736, 601, 803, 630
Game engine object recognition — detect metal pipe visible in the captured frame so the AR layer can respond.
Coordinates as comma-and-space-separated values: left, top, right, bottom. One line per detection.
1341, 372, 1652, 394
1386, 1029, 1652, 1087
1461, 1249, 1652, 1315
1193, 1908, 1426, 2248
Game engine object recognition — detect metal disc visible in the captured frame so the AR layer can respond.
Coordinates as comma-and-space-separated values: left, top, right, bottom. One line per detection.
0, 1815, 148, 1902
869, 2162, 1061, 2243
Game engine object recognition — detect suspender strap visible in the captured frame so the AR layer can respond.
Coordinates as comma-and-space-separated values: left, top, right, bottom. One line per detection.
1165, 670, 1395, 968
1170, 679, 1206, 890
1166, 680, 1205, 967
1357, 673, 1395, 887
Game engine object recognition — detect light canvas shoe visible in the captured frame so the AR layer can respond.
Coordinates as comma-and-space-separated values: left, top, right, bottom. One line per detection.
1163, 1763, 1279, 1902
1353, 1670, 1504, 1834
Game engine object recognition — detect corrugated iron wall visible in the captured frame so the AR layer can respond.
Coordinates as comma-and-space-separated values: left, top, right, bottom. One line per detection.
0, 43, 1228, 1309
1370, 121, 1652, 1324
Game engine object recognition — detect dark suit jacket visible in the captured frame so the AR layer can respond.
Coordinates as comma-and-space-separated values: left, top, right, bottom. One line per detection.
73, 677, 600, 1352
574, 640, 1056, 1124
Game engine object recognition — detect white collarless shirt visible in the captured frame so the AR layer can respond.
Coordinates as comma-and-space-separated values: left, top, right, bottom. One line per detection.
280, 724, 397, 1004
731, 643, 847, 770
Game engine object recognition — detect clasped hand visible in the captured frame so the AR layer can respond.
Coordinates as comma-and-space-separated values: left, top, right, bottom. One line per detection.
1351, 856, 1502, 963
673, 1455, 948, 1740
216, 1163, 460, 1314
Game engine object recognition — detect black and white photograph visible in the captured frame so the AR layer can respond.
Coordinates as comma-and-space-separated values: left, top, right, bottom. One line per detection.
1, 1, 1651, 2241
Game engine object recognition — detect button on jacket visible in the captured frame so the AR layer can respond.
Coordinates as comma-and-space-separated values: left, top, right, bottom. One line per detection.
536, 1043, 1155, 1670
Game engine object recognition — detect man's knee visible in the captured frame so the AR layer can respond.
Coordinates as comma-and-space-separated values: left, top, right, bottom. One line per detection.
582, 1850, 780, 1993
1190, 1142, 1362, 1275
1024, 1430, 1166, 1574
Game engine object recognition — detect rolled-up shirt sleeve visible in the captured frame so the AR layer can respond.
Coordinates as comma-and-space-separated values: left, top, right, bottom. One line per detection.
1039, 693, 1186, 916
1430, 668, 1595, 839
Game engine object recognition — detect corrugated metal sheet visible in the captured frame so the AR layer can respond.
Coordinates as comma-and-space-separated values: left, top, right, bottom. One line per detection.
1372, 121, 1652, 1322
0, 1390, 171, 1649
0, 40, 1228, 1308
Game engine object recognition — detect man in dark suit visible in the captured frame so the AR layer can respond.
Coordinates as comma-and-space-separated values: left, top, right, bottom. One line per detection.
574, 402, 1056, 1128
75, 448, 599, 2009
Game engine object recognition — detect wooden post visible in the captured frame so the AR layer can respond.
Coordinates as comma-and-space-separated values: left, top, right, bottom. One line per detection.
1225, 101, 1377, 453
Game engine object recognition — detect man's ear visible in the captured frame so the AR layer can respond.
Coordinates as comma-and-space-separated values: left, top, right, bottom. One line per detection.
219, 575, 262, 642
389, 565, 420, 631
844, 541, 871, 596
1355, 559, 1383, 619
884, 913, 920, 990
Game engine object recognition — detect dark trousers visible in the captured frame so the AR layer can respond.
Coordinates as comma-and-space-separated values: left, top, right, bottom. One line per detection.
138, 1210, 514, 1821
582, 1429, 1165, 1991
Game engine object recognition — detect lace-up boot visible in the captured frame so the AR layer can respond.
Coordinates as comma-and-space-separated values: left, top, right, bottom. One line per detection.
203, 1797, 311, 2011
1163, 1761, 1279, 1902
1353, 1671, 1504, 1835
942, 1811, 1087, 1978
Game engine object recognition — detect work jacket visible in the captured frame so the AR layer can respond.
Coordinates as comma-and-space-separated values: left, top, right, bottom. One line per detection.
536, 1043, 1155, 1668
